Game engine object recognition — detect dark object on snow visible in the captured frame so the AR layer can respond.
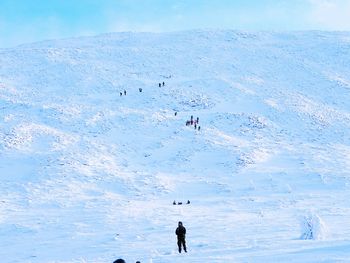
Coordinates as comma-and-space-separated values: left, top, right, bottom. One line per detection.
194, 124, 197, 129
159, 83, 161, 87
186, 121, 190, 126
173, 200, 176, 205
113, 259, 126, 263
175, 112, 177, 116
187, 200, 190, 204
191, 115, 193, 120
120, 92, 122, 96
139, 88, 142, 92
178, 202, 182, 205
124, 90, 127, 95
162, 81, 165, 86
175, 221, 187, 253
198, 126, 201, 131
136, 261, 141, 263
196, 117, 199, 123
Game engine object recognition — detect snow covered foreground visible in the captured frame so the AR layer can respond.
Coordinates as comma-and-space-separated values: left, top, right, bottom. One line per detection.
1, 30, 350, 263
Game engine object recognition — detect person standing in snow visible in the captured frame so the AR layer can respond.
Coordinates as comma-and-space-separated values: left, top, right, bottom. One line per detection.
175, 221, 187, 253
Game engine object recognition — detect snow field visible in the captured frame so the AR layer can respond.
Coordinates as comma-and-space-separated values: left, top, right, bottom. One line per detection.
0, 30, 350, 262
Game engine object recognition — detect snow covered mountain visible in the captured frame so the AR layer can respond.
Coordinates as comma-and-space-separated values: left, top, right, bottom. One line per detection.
1, 30, 350, 263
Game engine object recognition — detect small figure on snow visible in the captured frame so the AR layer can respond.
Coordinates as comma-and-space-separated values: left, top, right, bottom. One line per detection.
187, 200, 190, 204
113, 259, 126, 263
173, 200, 176, 205
159, 83, 161, 87
194, 123, 197, 130
124, 90, 127, 95
198, 126, 201, 131
120, 92, 123, 96
178, 202, 182, 205
174, 111, 177, 116
175, 221, 187, 253
162, 81, 165, 86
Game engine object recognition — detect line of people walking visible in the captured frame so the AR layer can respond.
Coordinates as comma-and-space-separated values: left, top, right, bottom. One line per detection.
115, 80, 199, 257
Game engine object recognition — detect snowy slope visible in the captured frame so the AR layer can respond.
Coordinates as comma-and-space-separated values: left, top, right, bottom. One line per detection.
1, 30, 350, 263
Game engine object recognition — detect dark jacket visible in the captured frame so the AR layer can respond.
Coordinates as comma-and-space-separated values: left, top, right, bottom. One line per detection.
176, 225, 186, 239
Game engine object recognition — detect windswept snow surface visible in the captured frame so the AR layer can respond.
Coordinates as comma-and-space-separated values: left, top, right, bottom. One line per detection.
1, 31, 350, 262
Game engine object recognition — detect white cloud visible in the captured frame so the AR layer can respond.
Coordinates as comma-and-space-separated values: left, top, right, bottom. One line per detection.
308, 0, 350, 30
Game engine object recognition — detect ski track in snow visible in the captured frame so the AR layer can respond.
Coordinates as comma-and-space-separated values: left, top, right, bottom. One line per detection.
1, 30, 350, 262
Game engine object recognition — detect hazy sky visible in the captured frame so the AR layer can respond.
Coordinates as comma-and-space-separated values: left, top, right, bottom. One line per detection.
0, 0, 350, 48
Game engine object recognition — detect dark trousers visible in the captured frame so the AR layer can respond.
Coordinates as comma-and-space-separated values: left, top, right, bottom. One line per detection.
177, 238, 187, 253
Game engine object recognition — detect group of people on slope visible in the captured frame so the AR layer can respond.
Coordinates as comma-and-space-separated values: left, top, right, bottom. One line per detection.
120, 80, 165, 97
186, 115, 201, 131
173, 200, 190, 205
120, 90, 127, 96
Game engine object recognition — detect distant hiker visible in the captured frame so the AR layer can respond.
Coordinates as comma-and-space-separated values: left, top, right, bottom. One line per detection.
162, 81, 165, 86
159, 83, 161, 87
187, 200, 190, 204
196, 117, 199, 123
175, 112, 177, 116
113, 259, 126, 263
139, 88, 142, 92
136, 261, 141, 263
198, 126, 201, 131
173, 200, 176, 205
186, 121, 190, 126
175, 221, 187, 253
190, 120, 193, 125
191, 115, 193, 121
120, 92, 122, 96
194, 123, 197, 129
124, 90, 127, 95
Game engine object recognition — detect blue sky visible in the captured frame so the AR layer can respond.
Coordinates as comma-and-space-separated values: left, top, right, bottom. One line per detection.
0, 0, 350, 47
